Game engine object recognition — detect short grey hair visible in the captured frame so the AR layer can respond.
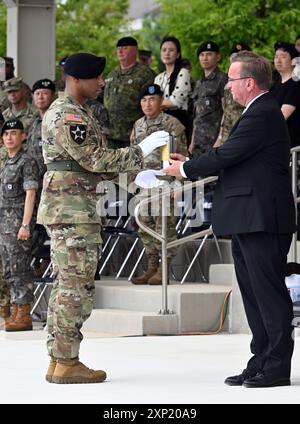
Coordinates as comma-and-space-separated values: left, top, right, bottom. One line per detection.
230, 51, 272, 90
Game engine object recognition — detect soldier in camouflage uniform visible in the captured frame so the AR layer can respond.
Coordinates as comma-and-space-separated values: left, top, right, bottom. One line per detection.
26, 79, 56, 201
2, 77, 37, 133
104, 37, 154, 149
213, 43, 250, 147
37, 53, 169, 384
86, 98, 110, 138
190, 42, 227, 157
130, 84, 187, 285
0, 119, 39, 331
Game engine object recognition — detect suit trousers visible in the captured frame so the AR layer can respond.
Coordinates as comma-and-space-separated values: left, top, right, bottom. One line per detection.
231, 232, 294, 377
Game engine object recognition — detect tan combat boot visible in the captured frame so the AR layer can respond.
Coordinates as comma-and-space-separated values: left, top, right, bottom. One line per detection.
131, 254, 159, 285
5, 304, 32, 332
45, 357, 57, 383
0, 305, 11, 319
51, 358, 107, 384
3, 303, 18, 325
148, 259, 172, 285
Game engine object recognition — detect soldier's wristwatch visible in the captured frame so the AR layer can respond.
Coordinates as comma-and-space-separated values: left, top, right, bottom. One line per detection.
21, 224, 30, 232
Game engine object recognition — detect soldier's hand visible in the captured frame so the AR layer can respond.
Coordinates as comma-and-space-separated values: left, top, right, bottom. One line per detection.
170, 153, 186, 162
17, 227, 30, 241
138, 130, 169, 157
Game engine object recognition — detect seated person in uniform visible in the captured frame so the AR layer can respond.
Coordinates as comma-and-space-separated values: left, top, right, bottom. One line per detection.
130, 84, 188, 285
0, 119, 39, 331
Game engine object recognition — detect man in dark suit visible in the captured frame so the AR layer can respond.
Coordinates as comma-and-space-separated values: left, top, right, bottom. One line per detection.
165, 51, 295, 388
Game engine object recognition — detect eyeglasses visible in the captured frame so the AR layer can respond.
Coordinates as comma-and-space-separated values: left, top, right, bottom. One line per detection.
227, 76, 253, 83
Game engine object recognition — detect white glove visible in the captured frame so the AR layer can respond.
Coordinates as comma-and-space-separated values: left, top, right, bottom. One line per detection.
135, 169, 166, 189
138, 130, 169, 157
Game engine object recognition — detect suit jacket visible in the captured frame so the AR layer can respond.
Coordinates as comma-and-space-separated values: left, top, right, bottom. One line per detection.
184, 92, 295, 236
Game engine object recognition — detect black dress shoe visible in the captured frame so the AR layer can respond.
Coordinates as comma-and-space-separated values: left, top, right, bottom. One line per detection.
243, 372, 291, 388
224, 369, 258, 386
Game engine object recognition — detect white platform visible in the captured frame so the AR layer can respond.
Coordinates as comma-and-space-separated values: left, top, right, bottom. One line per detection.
0, 325, 299, 404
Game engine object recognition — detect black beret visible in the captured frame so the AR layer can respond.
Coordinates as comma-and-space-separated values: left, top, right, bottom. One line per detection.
116, 37, 138, 47
32, 78, 56, 93
1, 119, 24, 135
230, 42, 251, 55
197, 41, 220, 56
59, 55, 69, 66
139, 49, 152, 58
274, 41, 299, 59
139, 83, 162, 101
64, 53, 106, 79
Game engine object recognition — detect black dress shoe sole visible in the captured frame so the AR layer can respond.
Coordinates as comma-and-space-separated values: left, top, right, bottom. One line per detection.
243, 378, 291, 388
224, 379, 244, 386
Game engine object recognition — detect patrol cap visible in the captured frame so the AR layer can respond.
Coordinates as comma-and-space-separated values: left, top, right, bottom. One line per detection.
116, 37, 138, 47
139, 49, 152, 58
139, 83, 162, 100
59, 55, 69, 66
3, 76, 23, 92
32, 78, 56, 93
230, 42, 251, 55
274, 41, 299, 59
64, 53, 106, 79
197, 41, 220, 57
1, 119, 24, 135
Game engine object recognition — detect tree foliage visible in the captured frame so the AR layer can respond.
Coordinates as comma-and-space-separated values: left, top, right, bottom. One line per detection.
56, 0, 130, 75
138, 0, 300, 77
0, 2, 6, 56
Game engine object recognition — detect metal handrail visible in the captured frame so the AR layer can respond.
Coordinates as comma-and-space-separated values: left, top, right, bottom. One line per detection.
134, 176, 218, 314
290, 145, 300, 262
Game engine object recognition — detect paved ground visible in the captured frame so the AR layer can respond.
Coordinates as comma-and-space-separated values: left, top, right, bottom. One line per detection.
0, 323, 299, 405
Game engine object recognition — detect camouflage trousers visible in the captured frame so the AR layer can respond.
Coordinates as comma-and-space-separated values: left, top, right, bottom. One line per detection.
0, 234, 34, 305
45, 223, 101, 359
138, 190, 178, 260
0, 256, 10, 307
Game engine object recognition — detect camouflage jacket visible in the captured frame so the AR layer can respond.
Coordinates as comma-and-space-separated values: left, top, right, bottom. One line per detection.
218, 89, 244, 143
104, 63, 154, 144
0, 83, 9, 113
0, 148, 39, 233
3, 103, 38, 133
26, 115, 46, 187
86, 99, 110, 137
130, 111, 187, 170
37, 95, 143, 225
192, 68, 227, 148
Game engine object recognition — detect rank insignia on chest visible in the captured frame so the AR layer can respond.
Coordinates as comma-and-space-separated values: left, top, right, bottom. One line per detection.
65, 113, 83, 124
69, 125, 87, 144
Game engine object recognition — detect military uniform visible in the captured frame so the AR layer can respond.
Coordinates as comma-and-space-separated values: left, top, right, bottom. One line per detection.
0, 144, 9, 311
130, 111, 187, 260
26, 116, 46, 186
217, 89, 244, 145
0, 149, 39, 305
104, 63, 154, 148
86, 99, 110, 137
0, 83, 10, 113
3, 103, 37, 134
192, 67, 227, 156
38, 94, 143, 359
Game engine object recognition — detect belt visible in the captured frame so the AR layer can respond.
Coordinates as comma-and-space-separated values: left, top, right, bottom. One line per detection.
46, 160, 88, 173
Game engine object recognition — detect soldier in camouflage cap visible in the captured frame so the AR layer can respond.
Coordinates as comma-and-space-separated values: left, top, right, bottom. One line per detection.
104, 36, 155, 149
2, 77, 37, 133
0, 119, 39, 332
38, 53, 168, 384
130, 84, 187, 285
190, 41, 227, 157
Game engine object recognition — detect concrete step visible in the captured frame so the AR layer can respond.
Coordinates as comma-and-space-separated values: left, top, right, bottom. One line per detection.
82, 309, 178, 336
84, 266, 233, 335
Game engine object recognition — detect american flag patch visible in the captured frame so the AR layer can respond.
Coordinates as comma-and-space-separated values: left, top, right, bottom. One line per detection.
65, 113, 83, 123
